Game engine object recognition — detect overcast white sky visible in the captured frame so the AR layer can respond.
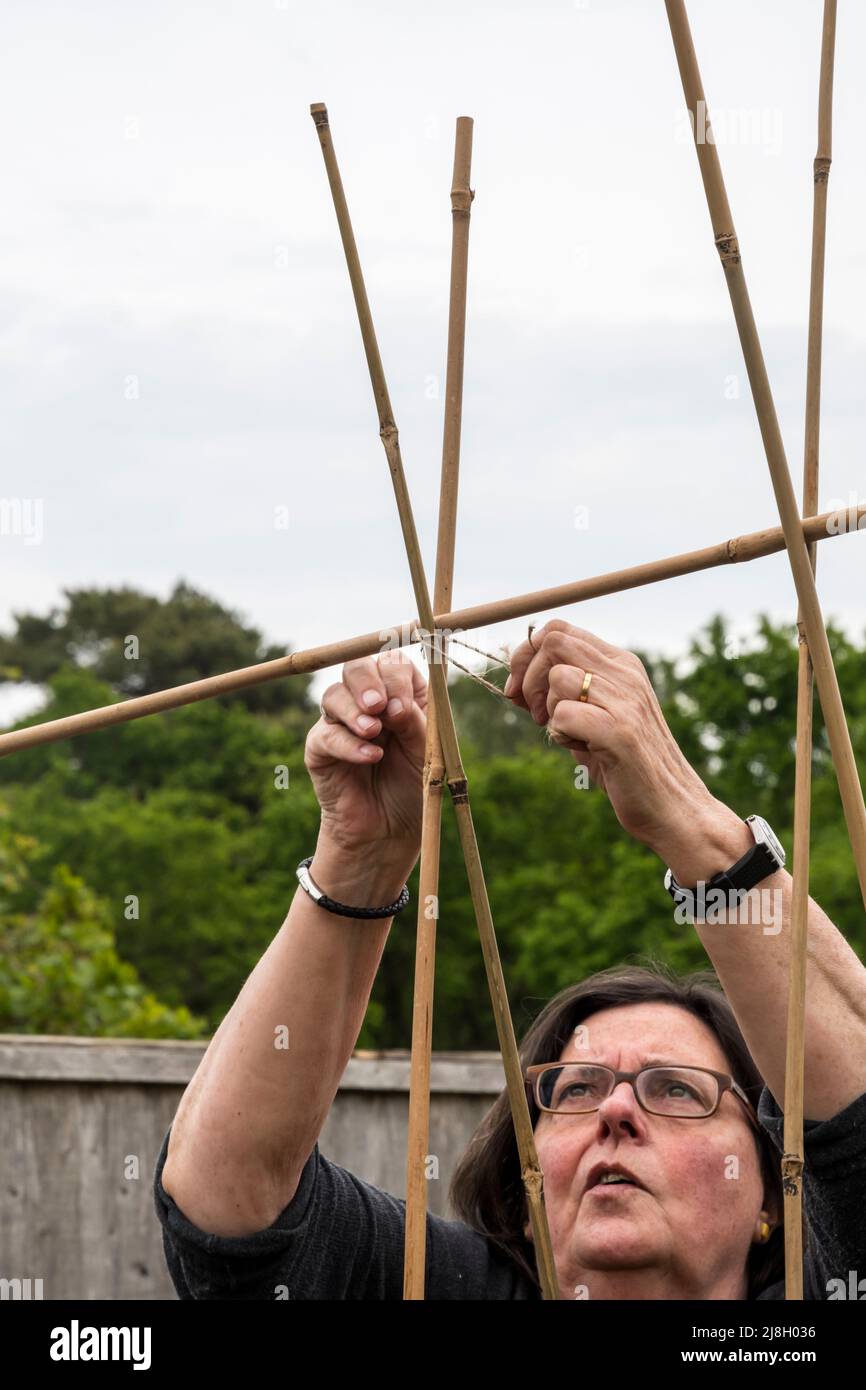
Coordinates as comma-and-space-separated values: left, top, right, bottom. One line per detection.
1, 0, 864, 723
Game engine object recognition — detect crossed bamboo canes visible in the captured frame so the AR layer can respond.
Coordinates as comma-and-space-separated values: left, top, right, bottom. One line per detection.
402, 118, 474, 1299
309, 102, 560, 1299
663, 0, 861, 1302
0, 504, 861, 760
784, 0, 838, 1301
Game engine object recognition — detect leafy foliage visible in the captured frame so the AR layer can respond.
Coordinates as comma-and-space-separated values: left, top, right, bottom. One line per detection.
0, 581, 314, 713
0, 808, 205, 1037
1, 603, 863, 1045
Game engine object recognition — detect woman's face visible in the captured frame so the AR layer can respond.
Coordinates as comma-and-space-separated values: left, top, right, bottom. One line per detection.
528, 1002, 774, 1299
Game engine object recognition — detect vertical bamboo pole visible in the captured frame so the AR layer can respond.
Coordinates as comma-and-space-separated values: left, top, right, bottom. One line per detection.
783, 0, 837, 1301
663, 0, 866, 915
310, 103, 560, 1299
403, 117, 474, 1300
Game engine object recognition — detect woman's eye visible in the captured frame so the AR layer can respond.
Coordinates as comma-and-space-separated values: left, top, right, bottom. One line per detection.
560, 1083, 593, 1100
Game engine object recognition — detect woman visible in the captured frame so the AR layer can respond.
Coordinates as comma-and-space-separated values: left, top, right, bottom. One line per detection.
154, 619, 866, 1299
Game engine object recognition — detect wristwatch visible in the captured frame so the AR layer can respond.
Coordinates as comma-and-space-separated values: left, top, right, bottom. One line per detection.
664, 815, 786, 910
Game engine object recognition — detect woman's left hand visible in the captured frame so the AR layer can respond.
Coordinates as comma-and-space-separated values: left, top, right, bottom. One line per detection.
503, 618, 719, 854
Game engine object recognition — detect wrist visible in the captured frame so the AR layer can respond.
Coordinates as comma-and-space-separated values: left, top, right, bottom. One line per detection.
309, 836, 417, 909
650, 800, 755, 890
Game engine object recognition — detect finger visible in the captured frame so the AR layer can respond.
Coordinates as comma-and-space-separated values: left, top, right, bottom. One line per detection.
504, 620, 612, 712
319, 681, 385, 740
544, 664, 614, 720
375, 651, 429, 764
546, 698, 614, 752
306, 718, 385, 770
521, 632, 619, 723
377, 648, 426, 721
408, 653, 429, 710
341, 656, 392, 715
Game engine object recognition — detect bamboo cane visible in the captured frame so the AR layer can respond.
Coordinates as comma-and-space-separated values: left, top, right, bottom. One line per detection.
664, 0, 866, 919
309, 101, 560, 1299
783, 0, 838, 1302
403, 116, 474, 1300
0, 503, 862, 759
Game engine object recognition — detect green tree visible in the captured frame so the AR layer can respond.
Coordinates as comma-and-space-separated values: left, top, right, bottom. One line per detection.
0, 581, 314, 714
0, 806, 206, 1037
0, 611, 862, 1046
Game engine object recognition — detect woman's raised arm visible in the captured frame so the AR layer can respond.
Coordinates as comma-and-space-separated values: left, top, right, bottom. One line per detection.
161, 648, 426, 1236
507, 617, 866, 1122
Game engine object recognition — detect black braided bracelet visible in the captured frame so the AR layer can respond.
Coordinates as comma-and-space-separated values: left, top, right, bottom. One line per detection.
295, 855, 410, 919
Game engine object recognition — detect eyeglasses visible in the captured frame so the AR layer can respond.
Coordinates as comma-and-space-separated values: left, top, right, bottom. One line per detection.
524, 1062, 760, 1127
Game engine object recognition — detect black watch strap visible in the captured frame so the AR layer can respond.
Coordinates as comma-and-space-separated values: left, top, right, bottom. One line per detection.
665, 822, 783, 904
706, 840, 779, 895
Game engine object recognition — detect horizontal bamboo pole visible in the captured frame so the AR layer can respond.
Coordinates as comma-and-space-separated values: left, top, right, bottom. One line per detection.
0, 503, 862, 759
665, 0, 866, 918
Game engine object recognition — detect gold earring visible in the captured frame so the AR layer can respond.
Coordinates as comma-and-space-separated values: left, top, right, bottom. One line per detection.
755, 1217, 771, 1244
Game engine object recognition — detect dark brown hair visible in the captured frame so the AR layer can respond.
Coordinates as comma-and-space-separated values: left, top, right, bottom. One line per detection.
449, 960, 791, 1298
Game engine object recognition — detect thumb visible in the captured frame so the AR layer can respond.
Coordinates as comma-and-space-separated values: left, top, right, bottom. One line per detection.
377, 692, 428, 769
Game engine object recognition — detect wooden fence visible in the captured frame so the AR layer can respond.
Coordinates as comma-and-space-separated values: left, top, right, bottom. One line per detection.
0, 1036, 505, 1300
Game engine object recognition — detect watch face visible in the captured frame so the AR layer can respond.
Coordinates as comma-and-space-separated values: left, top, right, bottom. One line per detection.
748, 816, 786, 866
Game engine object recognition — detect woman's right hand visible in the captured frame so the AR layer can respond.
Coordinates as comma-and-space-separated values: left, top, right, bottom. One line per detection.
304, 649, 428, 859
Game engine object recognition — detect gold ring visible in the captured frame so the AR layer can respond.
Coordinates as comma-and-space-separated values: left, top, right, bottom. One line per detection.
578, 671, 593, 702
528, 624, 539, 652
319, 699, 338, 724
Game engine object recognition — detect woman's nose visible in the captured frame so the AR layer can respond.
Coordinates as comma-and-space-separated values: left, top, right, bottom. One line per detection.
596, 1080, 643, 1131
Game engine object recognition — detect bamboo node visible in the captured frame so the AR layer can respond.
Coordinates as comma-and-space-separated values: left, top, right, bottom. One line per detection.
450, 188, 474, 216
310, 103, 329, 129
781, 1152, 804, 1196
380, 422, 399, 450
448, 775, 469, 805
813, 156, 831, 183
714, 231, 740, 267
726, 537, 739, 561
521, 1164, 545, 1201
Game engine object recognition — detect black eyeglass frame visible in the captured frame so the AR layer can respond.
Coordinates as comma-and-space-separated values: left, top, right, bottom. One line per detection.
524, 1062, 762, 1130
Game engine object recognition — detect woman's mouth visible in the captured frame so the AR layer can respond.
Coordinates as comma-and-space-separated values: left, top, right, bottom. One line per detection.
584, 1164, 648, 1195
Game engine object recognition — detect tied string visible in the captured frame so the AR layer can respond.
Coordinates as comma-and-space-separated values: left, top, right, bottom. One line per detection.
417, 625, 565, 751
415, 625, 539, 706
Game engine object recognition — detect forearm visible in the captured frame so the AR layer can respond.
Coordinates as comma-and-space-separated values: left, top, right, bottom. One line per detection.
162, 835, 418, 1236
655, 799, 866, 1121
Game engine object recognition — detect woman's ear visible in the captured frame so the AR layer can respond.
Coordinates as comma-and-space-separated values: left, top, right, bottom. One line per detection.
755, 1182, 782, 1243
762, 1182, 782, 1230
